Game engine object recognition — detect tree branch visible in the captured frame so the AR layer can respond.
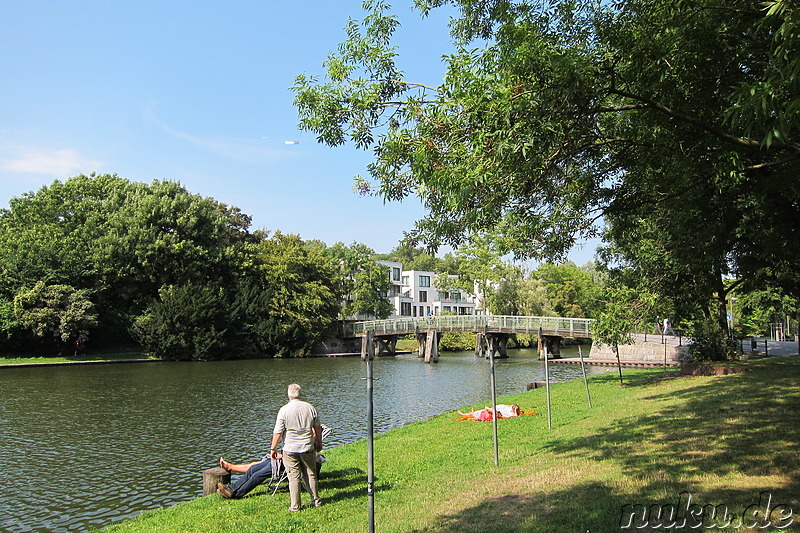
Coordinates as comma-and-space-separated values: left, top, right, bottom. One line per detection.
609, 89, 800, 155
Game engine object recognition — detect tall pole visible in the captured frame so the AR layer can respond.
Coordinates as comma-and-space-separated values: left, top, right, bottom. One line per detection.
578, 344, 592, 408
541, 327, 552, 430
362, 330, 375, 533
486, 326, 499, 466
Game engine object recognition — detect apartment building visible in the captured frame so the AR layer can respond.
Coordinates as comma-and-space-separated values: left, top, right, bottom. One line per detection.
377, 260, 478, 318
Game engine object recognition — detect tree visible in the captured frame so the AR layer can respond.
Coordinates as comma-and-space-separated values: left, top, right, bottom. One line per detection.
533, 261, 598, 318
14, 282, 98, 347
131, 282, 234, 361
249, 232, 340, 355
294, 0, 800, 350
379, 243, 441, 272
319, 241, 394, 320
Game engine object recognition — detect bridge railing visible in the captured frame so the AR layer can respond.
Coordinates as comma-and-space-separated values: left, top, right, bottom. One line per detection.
348, 315, 594, 338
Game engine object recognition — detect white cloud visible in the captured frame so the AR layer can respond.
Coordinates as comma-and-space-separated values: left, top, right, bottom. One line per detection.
0, 143, 103, 176
140, 103, 300, 162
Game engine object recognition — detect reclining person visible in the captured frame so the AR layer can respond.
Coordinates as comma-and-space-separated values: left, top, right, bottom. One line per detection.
216, 455, 279, 499
458, 404, 522, 420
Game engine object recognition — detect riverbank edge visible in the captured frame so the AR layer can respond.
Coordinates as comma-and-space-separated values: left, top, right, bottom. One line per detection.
98, 356, 799, 533
0, 358, 160, 368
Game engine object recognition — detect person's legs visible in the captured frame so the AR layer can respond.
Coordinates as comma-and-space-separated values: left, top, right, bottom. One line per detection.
297, 451, 322, 507
220, 457, 251, 473
282, 453, 303, 511
230, 459, 273, 499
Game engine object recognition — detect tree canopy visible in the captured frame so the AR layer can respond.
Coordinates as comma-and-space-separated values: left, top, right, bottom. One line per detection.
0, 175, 345, 358
293, 0, 800, 339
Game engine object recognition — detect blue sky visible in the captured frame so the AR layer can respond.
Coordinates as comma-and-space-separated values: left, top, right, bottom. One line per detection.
0, 1, 598, 264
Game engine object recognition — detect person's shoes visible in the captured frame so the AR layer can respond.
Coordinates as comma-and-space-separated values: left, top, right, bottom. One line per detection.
217, 483, 234, 499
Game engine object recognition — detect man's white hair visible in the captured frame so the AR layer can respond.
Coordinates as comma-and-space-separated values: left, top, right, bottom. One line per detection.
287, 383, 302, 400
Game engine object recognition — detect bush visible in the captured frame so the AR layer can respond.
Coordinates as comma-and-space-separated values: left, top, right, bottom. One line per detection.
439, 331, 476, 351
686, 319, 737, 362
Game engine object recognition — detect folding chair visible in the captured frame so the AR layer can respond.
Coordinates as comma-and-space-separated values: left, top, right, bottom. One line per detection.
267, 424, 331, 496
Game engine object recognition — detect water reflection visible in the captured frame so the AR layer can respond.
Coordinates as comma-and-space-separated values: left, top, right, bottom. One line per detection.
0, 348, 600, 532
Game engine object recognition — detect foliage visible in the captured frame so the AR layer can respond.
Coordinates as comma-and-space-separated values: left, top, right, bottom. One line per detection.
687, 318, 738, 362
131, 283, 234, 361
13, 282, 98, 345
0, 298, 18, 342
249, 233, 340, 355
439, 330, 476, 351
591, 286, 641, 351
317, 241, 394, 320
294, 0, 800, 347
532, 261, 601, 318
0, 174, 343, 358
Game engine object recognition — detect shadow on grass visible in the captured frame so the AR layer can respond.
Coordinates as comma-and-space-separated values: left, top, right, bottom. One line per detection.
412, 481, 633, 533
420, 359, 799, 533
544, 358, 799, 511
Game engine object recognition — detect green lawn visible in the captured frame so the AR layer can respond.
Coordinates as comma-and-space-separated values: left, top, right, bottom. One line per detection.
0, 351, 154, 366
100, 357, 799, 532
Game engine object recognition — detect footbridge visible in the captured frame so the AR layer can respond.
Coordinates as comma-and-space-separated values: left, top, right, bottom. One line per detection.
345, 315, 594, 363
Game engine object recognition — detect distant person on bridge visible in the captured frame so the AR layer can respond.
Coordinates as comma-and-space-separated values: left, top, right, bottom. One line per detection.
663, 317, 674, 335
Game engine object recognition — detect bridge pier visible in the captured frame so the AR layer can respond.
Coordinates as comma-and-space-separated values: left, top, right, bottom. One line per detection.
376, 335, 398, 355
538, 335, 562, 359
415, 329, 440, 363
360, 334, 399, 357
476, 332, 509, 359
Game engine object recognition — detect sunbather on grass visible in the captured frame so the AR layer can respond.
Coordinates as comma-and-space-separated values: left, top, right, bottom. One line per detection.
457, 404, 522, 420
216, 454, 281, 499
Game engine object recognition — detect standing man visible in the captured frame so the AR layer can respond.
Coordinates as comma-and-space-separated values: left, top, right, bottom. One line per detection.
270, 384, 323, 511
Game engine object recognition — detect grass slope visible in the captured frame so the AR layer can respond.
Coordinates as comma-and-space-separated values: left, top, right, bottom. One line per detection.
100, 357, 799, 533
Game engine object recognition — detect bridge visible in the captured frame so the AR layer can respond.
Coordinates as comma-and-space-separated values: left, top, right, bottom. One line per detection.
344, 315, 594, 363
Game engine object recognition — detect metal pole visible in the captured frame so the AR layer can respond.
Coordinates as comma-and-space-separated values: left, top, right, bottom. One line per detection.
366, 355, 374, 532
486, 326, 499, 466
363, 330, 375, 533
578, 344, 592, 408
541, 327, 552, 430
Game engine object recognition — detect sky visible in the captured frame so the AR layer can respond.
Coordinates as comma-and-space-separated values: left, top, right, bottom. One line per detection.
0, 1, 599, 264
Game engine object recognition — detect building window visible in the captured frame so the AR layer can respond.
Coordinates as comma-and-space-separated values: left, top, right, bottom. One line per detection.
402, 275, 409, 285
419, 275, 430, 287
419, 290, 427, 302
438, 291, 447, 301
392, 267, 401, 281
444, 306, 451, 313
452, 292, 461, 302
401, 302, 412, 316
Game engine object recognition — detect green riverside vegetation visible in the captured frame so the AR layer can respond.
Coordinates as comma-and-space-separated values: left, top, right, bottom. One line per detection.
99, 357, 799, 533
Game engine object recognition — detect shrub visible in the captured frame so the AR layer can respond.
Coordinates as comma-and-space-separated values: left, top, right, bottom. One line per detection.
686, 319, 737, 362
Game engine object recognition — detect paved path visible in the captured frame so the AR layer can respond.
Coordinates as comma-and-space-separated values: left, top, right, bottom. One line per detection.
745, 340, 799, 357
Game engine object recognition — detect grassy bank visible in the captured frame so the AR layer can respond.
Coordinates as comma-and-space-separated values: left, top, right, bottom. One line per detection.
100, 357, 799, 532
0, 351, 153, 366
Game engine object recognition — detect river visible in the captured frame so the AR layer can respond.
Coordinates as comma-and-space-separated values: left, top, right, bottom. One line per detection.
0, 347, 601, 532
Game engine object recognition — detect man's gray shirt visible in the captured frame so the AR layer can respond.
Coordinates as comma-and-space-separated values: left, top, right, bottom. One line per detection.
273, 399, 320, 453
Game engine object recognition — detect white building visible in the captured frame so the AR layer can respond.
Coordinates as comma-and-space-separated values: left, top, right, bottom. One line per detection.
377, 261, 478, 318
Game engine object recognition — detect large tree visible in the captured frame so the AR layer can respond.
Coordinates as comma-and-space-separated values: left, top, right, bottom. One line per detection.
293, 0, 800, 337
0, 175, 341, 358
